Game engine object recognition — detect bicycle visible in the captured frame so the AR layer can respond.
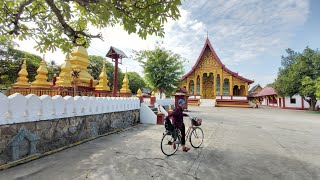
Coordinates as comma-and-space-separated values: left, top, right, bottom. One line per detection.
161, 116, 204, 156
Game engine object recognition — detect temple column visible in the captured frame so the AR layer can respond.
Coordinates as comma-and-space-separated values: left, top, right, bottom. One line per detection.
194, 77, 197, 96
220, 69, 223, 95
186, 78, 189, 93
229, 76, 233, 96
213, 70, 217, 99
245, 83, 248, 96
200, 72, 203, 97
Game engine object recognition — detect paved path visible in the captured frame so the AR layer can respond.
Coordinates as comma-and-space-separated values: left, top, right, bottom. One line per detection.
1, 106, 320, 180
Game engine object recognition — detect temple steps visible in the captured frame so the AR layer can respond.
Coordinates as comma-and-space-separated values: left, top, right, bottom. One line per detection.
200, 99, 216, 107
215, 99, 253, 108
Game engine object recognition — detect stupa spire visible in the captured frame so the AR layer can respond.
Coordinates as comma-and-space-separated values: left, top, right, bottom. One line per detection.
95, 63, 110, 91
31, 56, 51, 88
13, 59, 30, 88
56, 53, 72, 87
120, 71, 131, 93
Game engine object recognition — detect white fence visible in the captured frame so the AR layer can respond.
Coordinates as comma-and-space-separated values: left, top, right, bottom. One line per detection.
0, 93, 140, 125
216, 96, 247, 100
156, 99, 174, 106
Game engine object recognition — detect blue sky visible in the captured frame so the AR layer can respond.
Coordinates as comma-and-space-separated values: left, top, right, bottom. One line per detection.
18, 0, 319, 89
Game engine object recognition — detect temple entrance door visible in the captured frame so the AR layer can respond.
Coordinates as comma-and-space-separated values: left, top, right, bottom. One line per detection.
233, 85, 240, 96
203, 79, 213, 99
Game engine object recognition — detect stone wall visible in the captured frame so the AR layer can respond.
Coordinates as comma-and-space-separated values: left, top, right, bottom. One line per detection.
0, 110, 139, 166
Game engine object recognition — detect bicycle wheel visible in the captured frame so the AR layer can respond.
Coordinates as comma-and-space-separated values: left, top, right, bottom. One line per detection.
161, 132, 179, 156
189, 127, 204, 148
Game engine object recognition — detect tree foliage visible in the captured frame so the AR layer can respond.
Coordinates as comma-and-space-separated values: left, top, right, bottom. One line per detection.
274, 47, 320, 110
134, 43, 184, 96
88, 55, 125, 89
0, 0, 181, 53
0, 39, 42, 88
127, 72, 146, 94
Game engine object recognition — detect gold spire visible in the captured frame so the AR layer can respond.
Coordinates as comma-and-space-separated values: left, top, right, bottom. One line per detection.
56, 53, 72, 87
137, 88, 142, 97
13, 59, 30, 88
95, 64, 110, 91
151, 91, 155, 97
69, 46, 94, 84
31, 58, 51, 88
120, 71, 131, 93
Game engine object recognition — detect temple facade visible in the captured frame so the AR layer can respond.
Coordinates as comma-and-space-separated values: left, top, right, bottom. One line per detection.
181, 38, 254, 99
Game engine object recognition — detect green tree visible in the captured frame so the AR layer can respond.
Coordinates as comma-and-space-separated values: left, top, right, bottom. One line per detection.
134, 43, 184, 97
274, 47, 320, 110
88, 55, 124, 90
0, 0, 181, 53
127, 72, 146, 94
316, 78, 320, 100
47, 60, 61, 81
0, 39, 42, 88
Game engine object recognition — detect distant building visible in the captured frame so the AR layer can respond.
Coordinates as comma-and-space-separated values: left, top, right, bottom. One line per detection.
253, 86, 320, 110
248, 84, 262, 100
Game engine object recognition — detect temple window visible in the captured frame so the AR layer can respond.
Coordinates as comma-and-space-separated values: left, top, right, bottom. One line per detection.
290, 98, 296, 104
196, 76, 200, 95
223, 78, 229, 95
189, 80, 194, 95
216, 74, 220, 95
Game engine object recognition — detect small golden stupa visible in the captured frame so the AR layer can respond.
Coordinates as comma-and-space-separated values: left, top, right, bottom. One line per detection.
56, 53, 72, 87
137, 88, 142, 97
95, 64, 110, 91
31, 56, 51, 88
151, 91, 155, 97
120, 70, 131, 93
13, 59, 30, 88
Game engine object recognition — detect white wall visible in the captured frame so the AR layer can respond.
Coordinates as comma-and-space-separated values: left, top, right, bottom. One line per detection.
232, 96, 247, 100
0, 93, 140, 125
139, 104, 157, 124
283, 95, 320, 109
156, 99, 174, 106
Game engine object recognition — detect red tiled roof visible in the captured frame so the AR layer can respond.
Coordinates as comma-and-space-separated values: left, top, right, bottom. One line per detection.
254, 86, 276, 97
181, 38, 254, 84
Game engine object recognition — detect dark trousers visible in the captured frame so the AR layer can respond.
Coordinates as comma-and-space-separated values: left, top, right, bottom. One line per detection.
179, 123, 186, 145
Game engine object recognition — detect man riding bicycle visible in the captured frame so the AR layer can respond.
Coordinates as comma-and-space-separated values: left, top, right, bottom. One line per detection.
167, 99, 190, 152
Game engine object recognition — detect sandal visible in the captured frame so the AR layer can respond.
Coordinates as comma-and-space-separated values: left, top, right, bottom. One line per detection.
183, 147, 190, 152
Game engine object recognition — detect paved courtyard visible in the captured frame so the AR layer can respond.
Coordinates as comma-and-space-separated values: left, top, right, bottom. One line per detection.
1, 106, 320, 180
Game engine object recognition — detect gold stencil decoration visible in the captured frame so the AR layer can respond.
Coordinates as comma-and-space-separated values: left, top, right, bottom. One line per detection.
198, 51, 217, 68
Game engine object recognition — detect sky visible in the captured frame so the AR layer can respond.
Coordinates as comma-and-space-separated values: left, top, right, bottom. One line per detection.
15, 0, 320, 89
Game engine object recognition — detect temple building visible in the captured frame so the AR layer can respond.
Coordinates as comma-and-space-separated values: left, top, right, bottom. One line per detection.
181, 38, 254, 107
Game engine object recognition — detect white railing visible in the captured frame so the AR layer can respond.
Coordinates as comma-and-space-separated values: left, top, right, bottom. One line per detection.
0, 93, 140, 125
232, 96, 247, 100
156, 99, 174, 106
140, 104, 157, 124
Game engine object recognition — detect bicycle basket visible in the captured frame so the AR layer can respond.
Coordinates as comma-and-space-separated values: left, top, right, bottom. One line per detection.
164, 117, 174, 131
192, 118, 202, 126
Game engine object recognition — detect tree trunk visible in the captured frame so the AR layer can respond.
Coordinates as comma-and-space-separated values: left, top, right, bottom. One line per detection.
308, 97, 317, 111
160, 89, 163, 99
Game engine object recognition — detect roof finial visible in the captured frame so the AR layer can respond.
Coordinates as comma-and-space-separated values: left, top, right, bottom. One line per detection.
206, 29, 208, 38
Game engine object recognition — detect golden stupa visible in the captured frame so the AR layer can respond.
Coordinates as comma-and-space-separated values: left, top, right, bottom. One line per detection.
95, 64, 110, 91
120, 71, 131, 93
56, 53, 72, 87
137, 88, 142, 96
69, 46, 94, 84
13, 59, 30, 88
31, 57, 51, 88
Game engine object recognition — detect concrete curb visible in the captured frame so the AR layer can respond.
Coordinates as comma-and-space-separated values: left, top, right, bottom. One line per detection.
0, 124, 140, 171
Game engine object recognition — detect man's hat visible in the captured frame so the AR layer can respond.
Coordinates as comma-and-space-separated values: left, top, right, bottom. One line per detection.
178, 99, 186, 104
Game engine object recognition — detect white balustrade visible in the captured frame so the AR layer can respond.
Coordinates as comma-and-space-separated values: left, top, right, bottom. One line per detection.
26, 94, 41, 122
0, 93, 140, 125
40, 95, 54, 120
52, 95, 65, 118
8, 93, 27, 123
64, 96, 74, 117
0, 93, 9, 124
